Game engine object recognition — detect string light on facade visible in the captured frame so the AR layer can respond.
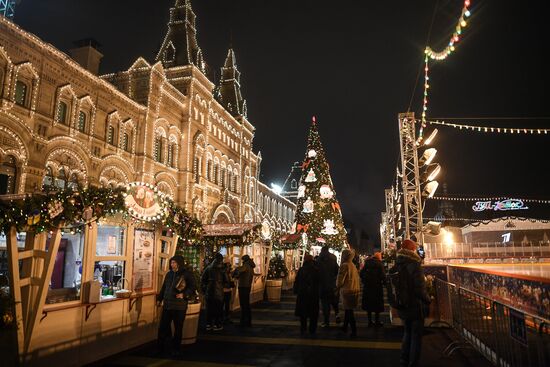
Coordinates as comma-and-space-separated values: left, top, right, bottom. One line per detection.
424, 119, 550, 135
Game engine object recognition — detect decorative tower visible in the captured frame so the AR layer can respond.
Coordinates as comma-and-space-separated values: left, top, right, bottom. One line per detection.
155, 0, 206, 73
215, 48, 247, 117
281, 161, 303, 204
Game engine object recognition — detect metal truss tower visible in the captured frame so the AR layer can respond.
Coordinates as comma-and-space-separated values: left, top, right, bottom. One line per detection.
1, 0, 16, 19
398, 112, 424, 244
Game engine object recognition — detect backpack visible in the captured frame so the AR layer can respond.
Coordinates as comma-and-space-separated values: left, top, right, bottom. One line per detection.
386, 264, 413, 310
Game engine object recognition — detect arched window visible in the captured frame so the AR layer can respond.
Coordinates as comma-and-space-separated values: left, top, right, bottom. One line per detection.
167, 143, 175, 167
121, 132, 129, 152
107, 125, 115, 144
193, 157, 200, 183
42, 166, 54, 189
291, 179, 297, 189
57, 101, 68, 124
55, 167, 67, 190
233, 175, 238, 193
77, 111, 87, 132
0, 155, 17, 194
228, 171, 233, 191
14, 81, 28, 107
213, 163, 219, 185
154, 137, 163, 162
165, 43, 176, 63
206, 160, 212, 181
220, 167, 226, 188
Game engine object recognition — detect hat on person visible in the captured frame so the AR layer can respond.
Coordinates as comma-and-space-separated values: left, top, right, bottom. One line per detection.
242, 254, 250, 262
402, 239, 418, 251
373, 252, 382, 261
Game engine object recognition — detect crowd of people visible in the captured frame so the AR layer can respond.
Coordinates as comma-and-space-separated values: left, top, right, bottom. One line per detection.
155, 240, 432, 367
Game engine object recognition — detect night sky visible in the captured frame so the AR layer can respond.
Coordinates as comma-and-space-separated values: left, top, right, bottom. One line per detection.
13, 0, 550, 248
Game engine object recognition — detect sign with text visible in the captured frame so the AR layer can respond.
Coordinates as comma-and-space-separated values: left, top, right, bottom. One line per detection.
124, 182, 167, 221
472, 199, 528, 212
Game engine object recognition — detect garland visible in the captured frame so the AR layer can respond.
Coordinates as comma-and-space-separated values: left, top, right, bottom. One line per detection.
201, 225, 261, 248
0, 186, 203, 244
419, 0, 472, 141
428, 196, 550, 204
425, 119, 550, 135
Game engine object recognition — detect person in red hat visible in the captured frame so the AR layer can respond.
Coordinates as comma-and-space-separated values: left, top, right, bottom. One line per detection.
394, 239, 431, 367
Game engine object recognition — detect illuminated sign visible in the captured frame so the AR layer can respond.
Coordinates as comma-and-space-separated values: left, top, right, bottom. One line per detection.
124, 182, 167, 221
472, 199, 528, 212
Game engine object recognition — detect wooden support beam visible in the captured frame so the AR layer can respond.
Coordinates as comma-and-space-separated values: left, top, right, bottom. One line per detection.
6, 226, 25, 356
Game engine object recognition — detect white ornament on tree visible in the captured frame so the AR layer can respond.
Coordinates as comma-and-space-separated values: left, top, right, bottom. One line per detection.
305, 169, 317, 183
297, 185, 306, 198
302, 197, 314, 213
290, 222, 297, 234
308, 149, 317, 158
319, 184, 334, 199
321, 219, 339, 235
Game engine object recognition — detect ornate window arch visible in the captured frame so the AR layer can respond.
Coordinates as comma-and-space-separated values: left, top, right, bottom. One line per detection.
167, 134, 178, 168
0, 155, 17, 194
154, 127, 167, 163
75, 96, 96, 135
120, 119, 136, 153
54, 85, 77, 126
12, 62, 39, 111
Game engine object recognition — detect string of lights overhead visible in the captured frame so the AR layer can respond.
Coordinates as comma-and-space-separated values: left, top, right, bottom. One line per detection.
424, 119, 550, 135
428, 196, 550, 204
419, 0, 473, 141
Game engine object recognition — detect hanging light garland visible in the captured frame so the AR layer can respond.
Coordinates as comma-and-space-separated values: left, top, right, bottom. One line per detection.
419, 0, 472, 142
423, 216, 550, 224
428, 196, 550, 204
424, 119, 550, 135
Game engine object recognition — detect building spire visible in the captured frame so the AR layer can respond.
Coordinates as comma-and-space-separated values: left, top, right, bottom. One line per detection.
215, 47, 246, 118
155, 0, 206, 73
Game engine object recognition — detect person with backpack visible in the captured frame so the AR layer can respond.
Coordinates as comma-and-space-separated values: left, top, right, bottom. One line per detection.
294, 254, 320, 336
360, 252, 386, 327
201, 253, 230, 331
388, 239, 431, 367
316, 246, 341, 327
337, 248, 360, 337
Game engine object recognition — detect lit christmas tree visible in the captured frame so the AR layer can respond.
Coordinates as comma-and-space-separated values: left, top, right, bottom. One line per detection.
293, 117, 348, 251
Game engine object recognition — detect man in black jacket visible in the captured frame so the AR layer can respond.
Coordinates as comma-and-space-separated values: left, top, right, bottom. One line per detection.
234, 254, 256, 327
156, 255, 196, 356
316, 246, 340, 327
201, 253, 229, 331
395, 239, 431, 367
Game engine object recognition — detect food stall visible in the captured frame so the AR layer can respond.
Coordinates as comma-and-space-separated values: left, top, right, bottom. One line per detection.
275, 233, 302, 290
0, 183, 202, 366
202, 223, 271, 307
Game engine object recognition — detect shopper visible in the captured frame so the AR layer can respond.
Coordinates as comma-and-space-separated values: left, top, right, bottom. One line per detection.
233, 254, 256, 327
394, 239, 431, 367
156, 255, 196, 356
316, 246, 340, 327
360, 252, 386, 327
337, 248, 360, 337
222, 261, 235, 323
294, 254, 320, 336
201, 252, 229, 331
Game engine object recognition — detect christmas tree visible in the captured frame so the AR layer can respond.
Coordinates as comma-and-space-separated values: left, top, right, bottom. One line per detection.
293, 117, 348, 251
267, 254, 289, 279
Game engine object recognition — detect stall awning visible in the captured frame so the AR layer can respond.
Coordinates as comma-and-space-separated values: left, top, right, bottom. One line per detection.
202, 223, 261, 237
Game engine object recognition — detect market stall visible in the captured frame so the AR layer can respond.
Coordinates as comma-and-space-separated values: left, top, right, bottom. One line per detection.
0, 184, 202, 366
202, 223, 270, 307
275, 233, 302, 290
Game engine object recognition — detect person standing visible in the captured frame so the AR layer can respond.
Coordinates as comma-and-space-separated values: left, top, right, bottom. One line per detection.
234, 254, 256, 327
294, 254, 320, 336
395, 239, 431, 367
360, 252, 386, 327
316, 246, 340, 327
156, 255, 196, 356
201, 253, 229, 331
337, 249, 361, 337
222, 261, 235, 323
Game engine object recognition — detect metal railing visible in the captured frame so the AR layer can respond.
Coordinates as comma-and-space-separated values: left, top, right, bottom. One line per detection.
433, 278, 550, 367
424, 241, 550, 264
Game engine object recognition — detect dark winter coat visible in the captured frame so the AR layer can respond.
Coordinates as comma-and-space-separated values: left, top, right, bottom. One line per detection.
157, 258, 196, 311
394, 248, 431, 320
293, 260, 320, 318
201, 259, 230, 302
316, 251, 339, 296
360, 257, 386, 312
234, 258, 256, 288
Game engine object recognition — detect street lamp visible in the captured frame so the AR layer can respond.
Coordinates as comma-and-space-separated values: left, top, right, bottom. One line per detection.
423, 180, 439, 198
426, 163, 441, 182
423, 128, 438, 146
420, 148, 437, 166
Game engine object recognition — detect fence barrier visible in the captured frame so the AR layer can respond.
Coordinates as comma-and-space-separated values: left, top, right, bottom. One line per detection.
432, 278, 550, 367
